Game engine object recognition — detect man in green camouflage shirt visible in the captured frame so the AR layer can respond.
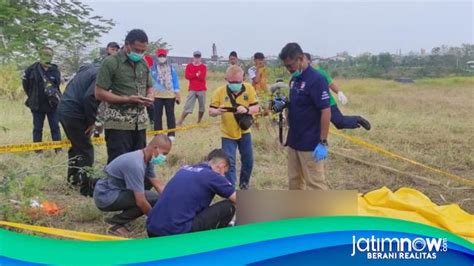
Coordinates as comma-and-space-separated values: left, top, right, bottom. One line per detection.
95, 29, 154, 164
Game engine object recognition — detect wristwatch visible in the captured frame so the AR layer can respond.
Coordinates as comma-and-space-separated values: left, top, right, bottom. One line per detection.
320, 139, 328, 146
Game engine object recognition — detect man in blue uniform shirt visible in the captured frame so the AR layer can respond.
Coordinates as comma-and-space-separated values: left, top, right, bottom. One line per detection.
277, 43, 331, 190
147, 149, 236, 237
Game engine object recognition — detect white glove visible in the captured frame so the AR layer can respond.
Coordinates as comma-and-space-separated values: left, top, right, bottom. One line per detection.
337, 91, 348, 105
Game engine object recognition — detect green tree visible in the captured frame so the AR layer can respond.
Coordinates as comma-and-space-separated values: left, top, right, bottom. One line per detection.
146, 38, 172, 55
54, 43, 89, 77
377, 52, 393, 71
0, 0, 114, 62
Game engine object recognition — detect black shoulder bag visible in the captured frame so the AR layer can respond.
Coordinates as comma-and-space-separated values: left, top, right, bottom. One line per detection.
40, 67, 61, 109
226, 86, 254, 130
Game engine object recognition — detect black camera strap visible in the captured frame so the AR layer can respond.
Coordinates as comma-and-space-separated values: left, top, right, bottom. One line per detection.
279, 112, 283, 144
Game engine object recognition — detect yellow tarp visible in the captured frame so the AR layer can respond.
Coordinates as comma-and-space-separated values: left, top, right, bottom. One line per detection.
358, 187, 474, 242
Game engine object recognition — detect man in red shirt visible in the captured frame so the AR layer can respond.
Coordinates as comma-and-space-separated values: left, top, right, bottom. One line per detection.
177, 51, 207, 125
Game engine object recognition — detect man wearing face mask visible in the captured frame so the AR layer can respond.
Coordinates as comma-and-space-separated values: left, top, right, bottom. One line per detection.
147, 149, 236, 237
93, 134, 172, 237
151, 48, 180, 141
209, 66, 259, 189
278, 43, 331, 190
95, 29, 155, 164
22, 47, 62, 153
177, 51, 207, 126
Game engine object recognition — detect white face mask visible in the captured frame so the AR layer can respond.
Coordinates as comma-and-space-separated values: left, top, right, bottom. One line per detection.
158, 57, 167, 64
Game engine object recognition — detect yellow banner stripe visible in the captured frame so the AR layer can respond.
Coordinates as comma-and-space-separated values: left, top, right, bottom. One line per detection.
0, 221, 127, 241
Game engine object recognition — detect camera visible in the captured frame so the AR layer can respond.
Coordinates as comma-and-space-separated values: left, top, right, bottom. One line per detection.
271, 96, 288, 113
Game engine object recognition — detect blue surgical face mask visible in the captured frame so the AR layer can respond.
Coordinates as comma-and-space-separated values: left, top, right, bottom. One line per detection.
151, 154, 167, 166
128, 51, 144, 62
228, 83, 242, 92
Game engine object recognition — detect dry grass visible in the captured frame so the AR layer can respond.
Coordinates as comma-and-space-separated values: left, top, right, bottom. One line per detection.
0, 75, 473, 237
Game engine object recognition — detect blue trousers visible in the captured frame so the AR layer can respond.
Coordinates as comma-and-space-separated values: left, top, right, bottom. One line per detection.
331, 105, 360, 129
32, 110, 61, 142
221, 133, 253, 188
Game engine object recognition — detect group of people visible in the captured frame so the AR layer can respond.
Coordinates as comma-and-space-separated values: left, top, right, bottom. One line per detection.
21, 28, 371, 237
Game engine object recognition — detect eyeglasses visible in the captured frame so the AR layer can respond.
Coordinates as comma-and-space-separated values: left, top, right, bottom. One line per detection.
284, 58, 300, 71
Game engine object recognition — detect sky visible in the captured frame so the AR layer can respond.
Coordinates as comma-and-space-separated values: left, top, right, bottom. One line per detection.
82, 0, 473, 58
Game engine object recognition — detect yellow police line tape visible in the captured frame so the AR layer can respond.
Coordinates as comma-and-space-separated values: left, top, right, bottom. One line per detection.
0, 122, 220, 154
329, 129, 474, 186
0, 116, 471, 186
0, 220, 127, 241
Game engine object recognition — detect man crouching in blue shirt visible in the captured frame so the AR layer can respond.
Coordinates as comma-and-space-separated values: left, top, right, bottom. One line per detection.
147, 149, 236, 237
277, 43, 331, 190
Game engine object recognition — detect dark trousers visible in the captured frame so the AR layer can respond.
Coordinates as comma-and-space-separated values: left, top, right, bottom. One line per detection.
104, 129, 150, 189
154, 98, 176, 137
191, 200, 235, 232
32, 110, 61, 142
147, 200, 235, 237
104, 129, 147, 164
222, 133, 253, 189
146, 105, 154, 125
59, 116, 94, 196
100, 190, 159, 225
330, 105, 360, 129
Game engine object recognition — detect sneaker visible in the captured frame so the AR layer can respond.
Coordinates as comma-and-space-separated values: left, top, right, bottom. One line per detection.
168, 136, 176, 142
358, 117, 371, 130
107, 224, 130, 237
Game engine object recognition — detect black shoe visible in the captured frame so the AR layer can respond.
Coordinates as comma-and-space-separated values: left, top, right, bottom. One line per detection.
358, 117, 371, 130
239, 183, 249, 190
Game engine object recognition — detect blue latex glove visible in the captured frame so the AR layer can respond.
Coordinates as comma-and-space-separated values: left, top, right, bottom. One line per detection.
313, 143, 328, 161
272, 99, 287, 113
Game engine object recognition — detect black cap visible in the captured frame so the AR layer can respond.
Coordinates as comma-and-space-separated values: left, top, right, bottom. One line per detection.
254, 52, 265, 60
229, 51, 237, 57
106, 42, 120, 49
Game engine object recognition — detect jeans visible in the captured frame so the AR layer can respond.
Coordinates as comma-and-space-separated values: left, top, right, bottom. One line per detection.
59, 115, 94, 195
221, 133, 253, 189
32, 110, 61, 142
147, 200, 235, 237
154, 98, 176, 137
330, 105, 360, 129
99, 190, 159, 225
